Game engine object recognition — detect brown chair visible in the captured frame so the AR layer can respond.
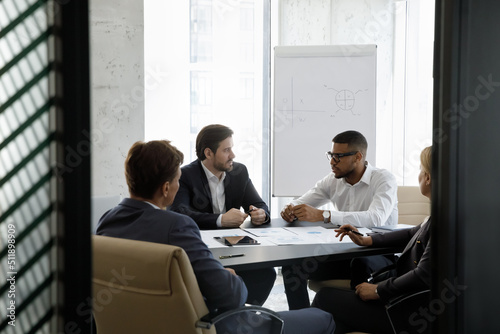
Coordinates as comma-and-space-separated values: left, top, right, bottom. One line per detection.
92, 235, 283, 333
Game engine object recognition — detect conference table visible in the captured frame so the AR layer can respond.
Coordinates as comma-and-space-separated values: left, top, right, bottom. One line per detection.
201, 218, 402, 271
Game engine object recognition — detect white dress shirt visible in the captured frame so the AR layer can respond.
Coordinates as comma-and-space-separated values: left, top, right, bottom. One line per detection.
201, 161, 226, 227
291, 162, 398, 227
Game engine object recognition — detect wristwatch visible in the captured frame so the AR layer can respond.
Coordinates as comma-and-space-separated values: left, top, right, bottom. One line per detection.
322, 210, 331, 223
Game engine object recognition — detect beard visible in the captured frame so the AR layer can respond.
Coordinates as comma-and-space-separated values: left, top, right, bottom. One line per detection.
332, 165, 354, 179
214, 159, 234, 172
333, 170, 345, 179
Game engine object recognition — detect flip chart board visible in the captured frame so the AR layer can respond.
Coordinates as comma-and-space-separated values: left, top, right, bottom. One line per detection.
273, 45, 376, 197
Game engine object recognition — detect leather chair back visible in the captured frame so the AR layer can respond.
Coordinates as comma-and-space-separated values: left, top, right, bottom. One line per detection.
92, 235, 215, 333
397, 186, 430, 225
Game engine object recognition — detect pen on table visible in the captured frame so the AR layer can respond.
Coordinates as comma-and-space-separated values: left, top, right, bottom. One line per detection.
219, 254, 245, 259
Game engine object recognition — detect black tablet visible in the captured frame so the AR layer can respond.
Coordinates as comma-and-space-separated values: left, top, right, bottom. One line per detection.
214, 236, 260, 246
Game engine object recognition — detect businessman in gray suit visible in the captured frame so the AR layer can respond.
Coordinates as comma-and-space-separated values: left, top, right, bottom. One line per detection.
96, 139, 335, 334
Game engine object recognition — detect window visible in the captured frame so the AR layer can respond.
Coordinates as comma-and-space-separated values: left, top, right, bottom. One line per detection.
190, 0, 213, 63
145, 0, 269, 200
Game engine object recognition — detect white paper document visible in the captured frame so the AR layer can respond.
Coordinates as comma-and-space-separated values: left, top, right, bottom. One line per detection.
203, 226, 357, 247
243, 227, 297, 238
260, 226, 354, 246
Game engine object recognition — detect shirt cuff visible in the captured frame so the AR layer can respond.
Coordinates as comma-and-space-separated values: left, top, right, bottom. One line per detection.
216, 214, 223, 228
330, 211, 344, 225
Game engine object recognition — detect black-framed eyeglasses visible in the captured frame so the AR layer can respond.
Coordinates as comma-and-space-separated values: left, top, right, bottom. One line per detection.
325, 151, 358, 163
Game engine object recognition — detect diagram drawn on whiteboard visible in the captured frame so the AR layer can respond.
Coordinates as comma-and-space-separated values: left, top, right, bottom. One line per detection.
277, 77, 370, 128
277, 77, 327, 128
323, 85, 368, 116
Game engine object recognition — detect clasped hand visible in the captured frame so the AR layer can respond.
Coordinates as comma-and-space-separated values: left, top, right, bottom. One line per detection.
221, 205, 266, 227
280, 204, 323, 222
248, 205, 267, 225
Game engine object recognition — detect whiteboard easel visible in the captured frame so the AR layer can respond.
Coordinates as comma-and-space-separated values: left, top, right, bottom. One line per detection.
272, 44, 377, 197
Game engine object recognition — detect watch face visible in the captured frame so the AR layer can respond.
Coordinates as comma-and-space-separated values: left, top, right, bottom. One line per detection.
322, 210, 330, 223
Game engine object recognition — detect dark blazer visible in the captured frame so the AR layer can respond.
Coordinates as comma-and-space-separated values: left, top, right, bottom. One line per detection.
171, 159, 270, 230
371, 217, 432, 302
95, 198, 247, 313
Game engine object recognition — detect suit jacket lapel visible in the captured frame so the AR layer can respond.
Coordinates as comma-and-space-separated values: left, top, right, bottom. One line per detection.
400, 217, 431, 258
197, 160, 215, 214
223, 172, 231, 212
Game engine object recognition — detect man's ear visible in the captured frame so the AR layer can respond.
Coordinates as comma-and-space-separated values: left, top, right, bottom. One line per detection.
355, 151, 364, 163
204, 147, 213, 159
162, 181, 170, 197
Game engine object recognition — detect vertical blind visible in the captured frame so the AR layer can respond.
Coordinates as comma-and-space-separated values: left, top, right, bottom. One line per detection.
0, 0, 55, 332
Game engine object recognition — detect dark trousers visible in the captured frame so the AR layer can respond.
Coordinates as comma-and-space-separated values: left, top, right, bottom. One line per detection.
282, 255, 397, 310
237, 266, 277, 306
312, 287, 392, 334
282, 259, 352, 310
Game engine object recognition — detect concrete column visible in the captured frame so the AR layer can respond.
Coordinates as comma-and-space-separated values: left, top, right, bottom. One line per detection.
89, 0, 144, 197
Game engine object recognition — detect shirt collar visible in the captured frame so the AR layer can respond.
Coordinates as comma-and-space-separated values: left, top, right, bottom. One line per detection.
143, 201, 161, 210
342, 161, 373, 186
359, 162, 373, 185
201, 160, 226, 182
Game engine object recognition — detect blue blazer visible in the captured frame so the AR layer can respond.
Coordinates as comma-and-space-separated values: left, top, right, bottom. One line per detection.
171, 159, 270, 230
95, 198, 248, 313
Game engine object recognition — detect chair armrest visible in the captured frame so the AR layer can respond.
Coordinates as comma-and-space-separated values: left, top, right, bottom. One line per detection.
196, 305, 284, 332
385, 289, 431, 308
385, 289, 431, 334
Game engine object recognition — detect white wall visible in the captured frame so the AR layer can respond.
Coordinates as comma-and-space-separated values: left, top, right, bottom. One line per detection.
328, 0, 399, 172
279, 0, 332, 45
90, 0, 145, 198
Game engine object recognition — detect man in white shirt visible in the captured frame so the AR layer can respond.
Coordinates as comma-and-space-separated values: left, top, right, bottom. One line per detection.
280, 130, 398, 309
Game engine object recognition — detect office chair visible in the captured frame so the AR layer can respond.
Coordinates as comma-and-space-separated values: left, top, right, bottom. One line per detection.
92, 235, 284, 334
386, 289, 431, 334
396, 186, 430, 225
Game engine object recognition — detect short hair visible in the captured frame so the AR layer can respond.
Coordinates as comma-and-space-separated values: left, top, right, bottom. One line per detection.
195, 124, 234, 160
125, 140, 184, 199
420, 146, 432, 175
332, 130, 368, 156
